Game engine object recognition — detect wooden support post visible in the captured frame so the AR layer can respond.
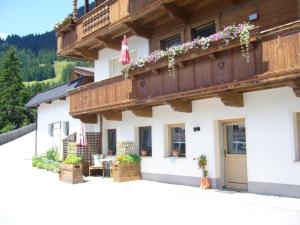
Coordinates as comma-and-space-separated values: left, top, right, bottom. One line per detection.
95, 36, 121, 51
85, 0, 90, 14
73, 0, 78, 19
130, 106, 152, 117
161, 3, 190, 24
167, 99, 192, 113
217, 91, 244, 107
102, 111, 122, 121
124, 22, 152, 39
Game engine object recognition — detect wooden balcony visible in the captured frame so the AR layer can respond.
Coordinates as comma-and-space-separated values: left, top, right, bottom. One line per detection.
69, 21, 300, 121
57, 0, 165, 59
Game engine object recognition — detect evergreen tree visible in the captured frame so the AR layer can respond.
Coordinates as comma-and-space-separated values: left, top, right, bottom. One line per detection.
0, 48, 29, 132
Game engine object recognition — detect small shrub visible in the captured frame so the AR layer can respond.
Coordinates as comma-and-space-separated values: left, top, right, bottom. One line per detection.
64, 154, 82, 164
117, 153, 141, 165
45, 148, 59, 162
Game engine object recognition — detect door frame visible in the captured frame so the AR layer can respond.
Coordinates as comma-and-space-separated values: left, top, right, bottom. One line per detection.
219, 118, 248, 190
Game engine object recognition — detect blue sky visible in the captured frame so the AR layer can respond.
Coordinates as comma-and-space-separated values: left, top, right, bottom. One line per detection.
0, 0, 86, 38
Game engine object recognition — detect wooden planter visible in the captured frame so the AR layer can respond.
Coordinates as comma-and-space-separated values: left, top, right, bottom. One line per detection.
60, 163, 83, 184
112, 162, 141, 182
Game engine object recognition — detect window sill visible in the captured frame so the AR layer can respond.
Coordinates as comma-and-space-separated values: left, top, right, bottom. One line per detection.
165, 156, 186, 159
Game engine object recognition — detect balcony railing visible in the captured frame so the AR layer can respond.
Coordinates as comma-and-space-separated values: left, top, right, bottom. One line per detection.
69, 76, 135, 116
57, 0, 130, 54
69, 21, 300, 117
82, 1, 110, 37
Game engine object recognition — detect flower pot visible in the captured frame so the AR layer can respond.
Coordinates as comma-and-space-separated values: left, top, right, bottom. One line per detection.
60, 163, 83, 184
200, 177, 210, 189
108, 149, 114, 155
172, 149, 179, 157
141, 150, 147, 156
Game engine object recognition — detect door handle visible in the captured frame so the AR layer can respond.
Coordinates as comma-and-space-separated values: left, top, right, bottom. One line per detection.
224, 149, 227, 158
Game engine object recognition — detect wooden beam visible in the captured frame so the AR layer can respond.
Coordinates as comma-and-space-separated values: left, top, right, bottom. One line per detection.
95, 36, 121, 51
287, 80, 300, 97
59, 96, 66, 100
129, 106, 152, 117
161, 3, 190, 24
74, 47, 98, 61
75, 114, 98, 124
124, 22, 152, 39
217, 91, 244, 107
167, 99, 192, 113
45, 101, 52, 104
102, 111, 122, 121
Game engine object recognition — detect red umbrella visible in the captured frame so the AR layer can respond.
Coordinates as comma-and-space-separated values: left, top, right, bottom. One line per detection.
76, 123, 87, 147
119, 35, 130, 65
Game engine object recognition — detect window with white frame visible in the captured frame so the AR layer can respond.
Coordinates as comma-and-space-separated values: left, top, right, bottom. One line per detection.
168, 123, 186, 157
294, 113, 300, 161
109, 51, 137, 77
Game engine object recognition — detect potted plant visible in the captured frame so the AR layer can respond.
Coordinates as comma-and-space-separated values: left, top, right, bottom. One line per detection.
140, 148, 147, 156
112, 141, 141, 182
113, 153, 141, 182
60, 142, 83, 184
197, 154, 210, 189
108, 149, 114, 155
172, 149, 179, 157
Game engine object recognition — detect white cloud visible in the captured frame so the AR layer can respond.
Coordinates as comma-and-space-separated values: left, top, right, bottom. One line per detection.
0, 32, 8, 40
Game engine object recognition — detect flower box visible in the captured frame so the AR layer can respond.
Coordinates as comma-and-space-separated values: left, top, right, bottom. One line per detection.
60, 163, 83, 184
112, 161, 141, 182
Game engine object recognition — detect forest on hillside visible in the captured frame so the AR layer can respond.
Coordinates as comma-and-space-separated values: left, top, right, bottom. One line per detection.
0, 4, 93, 133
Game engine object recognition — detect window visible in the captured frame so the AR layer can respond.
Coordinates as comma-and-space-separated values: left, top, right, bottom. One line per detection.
63, 121, 69, 136
107, 129, 116, 155
168, 124, 186, 157
139, 126, 152, 156
160, 34, 181, 50
295, 113, 300, 161
191, 23, 216, 40
48, 123, 54, 137
109, 51, 137, 77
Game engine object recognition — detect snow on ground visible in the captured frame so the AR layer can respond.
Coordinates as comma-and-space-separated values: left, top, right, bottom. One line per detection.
0, 131, 300, 225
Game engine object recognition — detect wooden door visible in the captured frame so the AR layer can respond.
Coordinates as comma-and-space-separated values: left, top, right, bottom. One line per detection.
222, 120, 248, 190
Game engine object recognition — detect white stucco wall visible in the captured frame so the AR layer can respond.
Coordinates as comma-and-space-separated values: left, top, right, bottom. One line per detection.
36, 97, 99, 157
94, 36, 149, 81
102, 87, 300, 186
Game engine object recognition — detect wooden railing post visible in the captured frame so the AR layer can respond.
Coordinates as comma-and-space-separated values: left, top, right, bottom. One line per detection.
73, 0, 78, 19
85, 0, 90, 14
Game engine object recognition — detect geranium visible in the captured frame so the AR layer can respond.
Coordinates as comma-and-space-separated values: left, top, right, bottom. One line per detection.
122, 22, 254, 78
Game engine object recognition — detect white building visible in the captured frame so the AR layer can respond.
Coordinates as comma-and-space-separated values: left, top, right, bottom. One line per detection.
26, 67, 98, 157
76, 35, 300, 198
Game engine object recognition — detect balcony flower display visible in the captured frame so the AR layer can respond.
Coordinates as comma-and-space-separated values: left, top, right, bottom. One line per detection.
54, 16, 74, 31
122, 22, 255, 78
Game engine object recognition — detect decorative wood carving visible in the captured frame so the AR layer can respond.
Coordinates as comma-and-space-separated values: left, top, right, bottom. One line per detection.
125, 22, 152, 38
129, 106, 152, 117
161, 3, 190, 24
102, 111, 122, 121
95, 36, 121, 51
167, 99, 192, 113
217, 91, 244, 107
